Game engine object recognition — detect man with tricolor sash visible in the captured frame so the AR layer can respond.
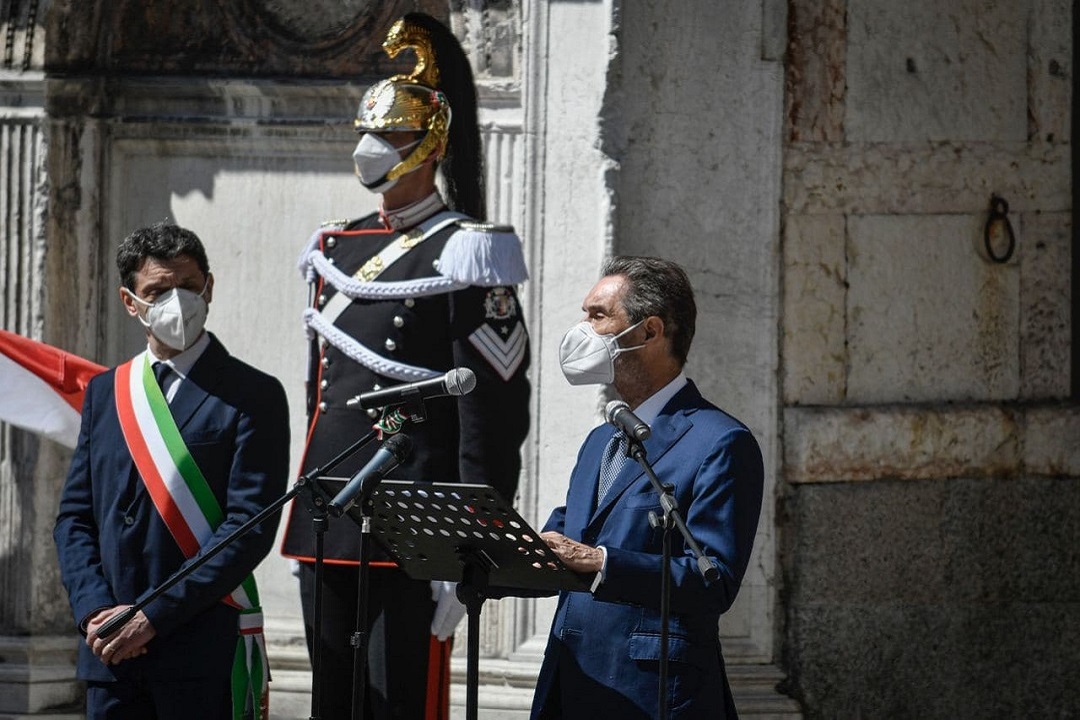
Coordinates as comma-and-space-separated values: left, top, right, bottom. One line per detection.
54, 223, 290, 720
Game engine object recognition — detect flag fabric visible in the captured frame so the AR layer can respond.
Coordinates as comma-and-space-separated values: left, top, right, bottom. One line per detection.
0, 330, 106, 448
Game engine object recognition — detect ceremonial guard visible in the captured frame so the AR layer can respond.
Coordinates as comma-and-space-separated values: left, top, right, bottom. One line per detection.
280, 13, 531, 720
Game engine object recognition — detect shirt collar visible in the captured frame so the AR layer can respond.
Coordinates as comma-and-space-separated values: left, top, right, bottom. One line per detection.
630, 371, 688, 426
380, 191, 446, 230
147, 331, 210, 380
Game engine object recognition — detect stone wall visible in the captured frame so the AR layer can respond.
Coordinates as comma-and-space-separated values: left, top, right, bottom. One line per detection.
781, 0, 1077, 716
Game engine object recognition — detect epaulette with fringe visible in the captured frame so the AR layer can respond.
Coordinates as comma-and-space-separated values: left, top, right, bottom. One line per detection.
437, 220, 529, 287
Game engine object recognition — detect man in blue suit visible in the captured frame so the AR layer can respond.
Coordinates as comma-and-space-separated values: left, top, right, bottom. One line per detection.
54, 223, 290, 720
537, 256, 764, 719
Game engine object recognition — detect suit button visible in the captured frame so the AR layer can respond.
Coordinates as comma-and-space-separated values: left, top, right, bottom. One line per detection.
320, 379, 329, 390
326, 236, 337, 248
123, 515, 135, 526
404, 298, 415, 308
393, 315, 405, 328
321, 356, 331, 368
384, 338, 396, 352
318, 401, 328, 412
317, 294, 327, 307
432, 259, 440, 271
367, 408, 379, 418
372, 383, 382, 391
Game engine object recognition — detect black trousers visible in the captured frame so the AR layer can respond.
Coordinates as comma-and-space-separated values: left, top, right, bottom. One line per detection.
86, 676, 237, 720
299, 562, 437, 720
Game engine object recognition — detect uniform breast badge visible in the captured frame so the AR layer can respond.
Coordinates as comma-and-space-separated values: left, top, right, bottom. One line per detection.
483, 287, 518, 322
469, 287, 527, 381
399, 229, 425, 249
358, 255, 384, 282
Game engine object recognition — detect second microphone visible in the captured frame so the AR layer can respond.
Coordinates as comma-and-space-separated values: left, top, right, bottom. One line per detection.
328, 433, 413, 517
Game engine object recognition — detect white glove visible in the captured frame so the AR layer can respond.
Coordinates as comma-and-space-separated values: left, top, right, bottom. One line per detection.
430, 580, 467, 641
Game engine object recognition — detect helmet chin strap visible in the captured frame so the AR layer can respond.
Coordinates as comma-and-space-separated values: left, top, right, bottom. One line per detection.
386, 103, 451, 182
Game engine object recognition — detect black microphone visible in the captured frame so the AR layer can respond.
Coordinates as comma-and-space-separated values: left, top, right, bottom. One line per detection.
605, 400, 651, 442
346, 368, 477, 410
327, 433, 412, 517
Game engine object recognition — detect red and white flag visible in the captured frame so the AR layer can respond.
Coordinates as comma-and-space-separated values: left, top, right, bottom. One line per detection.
0, 330, 105, 448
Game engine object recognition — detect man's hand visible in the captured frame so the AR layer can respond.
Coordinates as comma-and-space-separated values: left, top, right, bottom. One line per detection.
541, 531, 604, 573
86, 606, 155, 665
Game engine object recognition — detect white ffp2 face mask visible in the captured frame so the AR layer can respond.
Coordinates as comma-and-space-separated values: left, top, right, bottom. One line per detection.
124, 282, 209, 351
353, 134, 423, 194
558, 320, 644, 386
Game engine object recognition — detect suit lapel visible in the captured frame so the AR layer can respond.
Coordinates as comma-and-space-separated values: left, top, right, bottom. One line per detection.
588, 407, 693, 524
563, 430, 611, 538
585, 381, 710, 526
167, 335, 226, 432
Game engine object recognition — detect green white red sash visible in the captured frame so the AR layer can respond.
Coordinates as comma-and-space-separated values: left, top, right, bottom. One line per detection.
114, 352, 269, 720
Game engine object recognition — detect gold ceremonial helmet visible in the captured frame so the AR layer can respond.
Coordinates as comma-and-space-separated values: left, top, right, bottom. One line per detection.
354, 17, 453, 182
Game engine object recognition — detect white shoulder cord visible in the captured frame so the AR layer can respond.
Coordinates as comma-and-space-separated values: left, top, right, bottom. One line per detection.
308, 251, 468, 300
303, 309, 441, 382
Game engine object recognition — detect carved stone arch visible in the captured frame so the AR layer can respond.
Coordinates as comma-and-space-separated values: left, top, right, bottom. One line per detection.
45, 0, 448, 78
213, 0, 438, 75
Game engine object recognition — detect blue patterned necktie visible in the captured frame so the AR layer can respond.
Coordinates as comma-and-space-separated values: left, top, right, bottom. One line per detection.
597, 432, 628, 504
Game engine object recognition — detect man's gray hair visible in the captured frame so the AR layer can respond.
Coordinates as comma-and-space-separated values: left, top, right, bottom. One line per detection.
601, 256, 696, 366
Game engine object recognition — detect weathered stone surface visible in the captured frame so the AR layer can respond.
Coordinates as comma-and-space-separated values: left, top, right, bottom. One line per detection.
1024, 405, 1080, 476
784, 142, 1071, 216
783, 478, 1080, 718
1027, 0, 1072, 144
846, 1, 1027, 143
1018, 211, 1071, 400
782, 213, 846, 405
783, 406, 1020, 484
786, 601, 1080, 719
847, 214, 1019, 403
941, 476, 1080, 603
783, 479, 951, 603
784, 403, 1080, 482
605, 0, 784, 661
779, 0, 1074, 718
610, 0, 782, 439
785, 0, 845, 142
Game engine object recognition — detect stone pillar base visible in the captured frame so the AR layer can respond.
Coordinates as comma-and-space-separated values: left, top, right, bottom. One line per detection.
0, 635, 82, 718
266, 645, 804, 720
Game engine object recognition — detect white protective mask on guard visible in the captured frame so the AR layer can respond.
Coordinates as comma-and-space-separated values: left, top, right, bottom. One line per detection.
124, 282, 209, 351
558, 320, 645, 386
353, 134, 423, 194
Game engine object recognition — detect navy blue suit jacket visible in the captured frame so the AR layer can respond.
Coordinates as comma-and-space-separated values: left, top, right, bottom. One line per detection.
54, 334, 290, 682
534, 380, 763, 719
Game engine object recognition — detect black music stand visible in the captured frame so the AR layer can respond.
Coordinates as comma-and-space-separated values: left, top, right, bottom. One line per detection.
364, 480, 589, 720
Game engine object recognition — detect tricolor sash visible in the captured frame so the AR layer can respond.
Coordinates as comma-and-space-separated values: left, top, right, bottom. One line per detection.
114, 353, 269, 720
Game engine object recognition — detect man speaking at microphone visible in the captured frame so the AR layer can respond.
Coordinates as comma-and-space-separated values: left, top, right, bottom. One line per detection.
535, 256, 764, 719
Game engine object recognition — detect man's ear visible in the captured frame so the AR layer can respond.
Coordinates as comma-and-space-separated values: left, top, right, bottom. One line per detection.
642, 315, 665, 344
204, 272, 214, 305
119, 286, 140, 318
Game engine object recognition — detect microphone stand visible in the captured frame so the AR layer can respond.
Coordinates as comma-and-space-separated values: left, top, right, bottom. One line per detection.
625, 438, 719, 720
350, 398, 427, 720
98, 428, 380, 720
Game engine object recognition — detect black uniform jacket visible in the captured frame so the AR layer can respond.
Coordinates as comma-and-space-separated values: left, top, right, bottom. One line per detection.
281, 211, 531, 563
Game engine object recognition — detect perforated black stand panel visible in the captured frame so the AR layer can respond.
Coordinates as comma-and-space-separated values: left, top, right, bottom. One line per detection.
366, 481, 589, 593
